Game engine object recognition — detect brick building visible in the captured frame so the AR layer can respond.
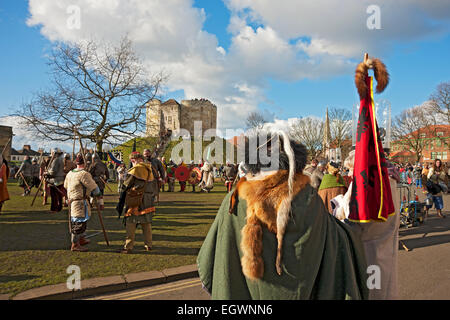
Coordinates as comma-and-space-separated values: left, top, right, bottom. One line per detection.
390, 124, 449, 164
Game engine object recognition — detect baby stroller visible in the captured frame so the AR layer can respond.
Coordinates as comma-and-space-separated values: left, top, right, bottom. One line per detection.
398, 183, 426, 228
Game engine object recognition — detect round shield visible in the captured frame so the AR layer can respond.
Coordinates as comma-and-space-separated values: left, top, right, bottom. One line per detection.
175, 166, 190, 182
188, 167, 201, 185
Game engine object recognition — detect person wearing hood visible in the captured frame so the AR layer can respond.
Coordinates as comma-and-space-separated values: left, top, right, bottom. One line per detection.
199, 160, 214, 193
317, 162, 347, 213
0, 154, 10, 213
15, 155, 33, 196
117, 152, 156, 254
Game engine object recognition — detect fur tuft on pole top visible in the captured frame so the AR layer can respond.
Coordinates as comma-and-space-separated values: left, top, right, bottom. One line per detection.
355, 53, 389, 100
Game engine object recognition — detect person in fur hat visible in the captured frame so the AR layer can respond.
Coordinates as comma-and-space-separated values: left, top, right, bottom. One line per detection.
197, 131, 368, 300
64, 154, 102, 252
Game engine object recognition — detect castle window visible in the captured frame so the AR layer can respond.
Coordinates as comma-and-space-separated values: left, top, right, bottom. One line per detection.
168, 116, 172, 124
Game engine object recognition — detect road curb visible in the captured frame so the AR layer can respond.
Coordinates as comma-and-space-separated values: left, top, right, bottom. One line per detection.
10, 264, 199, 300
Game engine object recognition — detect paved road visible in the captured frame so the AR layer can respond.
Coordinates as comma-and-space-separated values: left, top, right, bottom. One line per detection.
397, 188, 449, 299
87, 190, 449, 301
86, 278, 210, 300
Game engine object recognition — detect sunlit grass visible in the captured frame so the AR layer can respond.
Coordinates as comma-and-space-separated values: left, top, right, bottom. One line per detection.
0, 179, 227, 296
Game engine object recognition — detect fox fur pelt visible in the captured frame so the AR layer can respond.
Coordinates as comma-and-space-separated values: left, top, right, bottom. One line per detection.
230, 171, 310, 280
355, 54, 389, 100
229, 132, 308, 280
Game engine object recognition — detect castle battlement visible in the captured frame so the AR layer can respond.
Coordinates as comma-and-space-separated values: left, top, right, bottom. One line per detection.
146, 98, 217, 137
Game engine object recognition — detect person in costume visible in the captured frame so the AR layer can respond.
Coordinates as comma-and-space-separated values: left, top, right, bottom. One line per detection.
178, 159, 187, 192
303, 159, 318, 177
64, 154, 102, 252
332, 150, 401, 300
31, 158, 41, 190
160, 157, 167, 192
309, 161, 326, 189
45, 149, 67, 213
117, 163, 128, 194
199, 160, 214, 193
89, 153, 109, 210
166, 160, 177, 192
40, 157, 50, 205
197, 131, 368, 300
188, 160, 198, 192
0, 154, 10, 213
15, 155, 33, 196
143, 149, 165, 203
223, 162, 237, 193
342, 53, 399, 300
427, 159, 447, 218
117, 152, 156, 254
317, 162, 348, 213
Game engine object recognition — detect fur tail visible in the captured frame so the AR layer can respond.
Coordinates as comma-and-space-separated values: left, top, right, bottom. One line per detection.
278, 130, 295, 196
355, 62, 369, 100
372, 58, 389, 94
241, 214, 264, 280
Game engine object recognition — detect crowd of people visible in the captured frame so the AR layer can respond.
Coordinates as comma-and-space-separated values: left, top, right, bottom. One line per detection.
302, 157, 449, 220
0, 146, 242, 253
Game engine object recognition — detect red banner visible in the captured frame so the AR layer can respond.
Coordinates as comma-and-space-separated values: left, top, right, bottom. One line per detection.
349, 76, 395, 222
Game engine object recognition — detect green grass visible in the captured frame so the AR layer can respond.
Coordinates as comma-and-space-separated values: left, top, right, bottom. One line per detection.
0, 179, 227, 296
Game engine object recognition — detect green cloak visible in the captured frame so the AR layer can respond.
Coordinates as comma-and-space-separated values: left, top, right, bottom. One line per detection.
197, 184, 368, 300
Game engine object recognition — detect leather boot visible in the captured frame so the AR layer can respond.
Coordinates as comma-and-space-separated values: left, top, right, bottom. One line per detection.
71, 242, 88, 252
79, 237, 91, 246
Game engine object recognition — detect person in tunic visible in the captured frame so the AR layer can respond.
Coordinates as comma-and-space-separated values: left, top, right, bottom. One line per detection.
223, 162, 237, 193
117, 163, 128, 194
89, 153, 109, 210
117, 152, 156, 254
143, 149, 165, 203
40, 157, 50, 205
199, 161, 214, 193
0, 154, 10, 213
317, 162, 347, 213
31, 158, 41, 190
64, 154, 102, 252
197, 132, 368, 300
15, 156, 33, 196
45, 149, 67, 213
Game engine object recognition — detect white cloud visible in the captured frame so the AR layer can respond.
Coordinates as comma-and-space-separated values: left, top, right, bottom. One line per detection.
0, 116, 74, 152
26, 0, 450, 133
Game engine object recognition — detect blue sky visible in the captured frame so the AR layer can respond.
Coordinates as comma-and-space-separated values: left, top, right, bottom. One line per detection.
0, 0, 449, 150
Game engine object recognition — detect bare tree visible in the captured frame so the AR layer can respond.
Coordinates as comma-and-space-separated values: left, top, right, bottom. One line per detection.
16, 37, 165, 152
391, 106, 434, 163
289, 117, 324, 160
429, 81, 450, 125
245, 111, 267, 133
329, 107, 352, 149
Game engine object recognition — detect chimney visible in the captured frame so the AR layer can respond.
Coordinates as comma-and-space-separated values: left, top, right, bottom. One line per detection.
23, 145, 31, 151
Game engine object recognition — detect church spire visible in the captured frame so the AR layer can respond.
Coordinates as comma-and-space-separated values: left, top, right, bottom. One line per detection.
323, 107, 331, 160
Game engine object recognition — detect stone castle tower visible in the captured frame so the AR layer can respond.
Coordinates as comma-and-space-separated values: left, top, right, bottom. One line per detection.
146, 98, 217, 137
